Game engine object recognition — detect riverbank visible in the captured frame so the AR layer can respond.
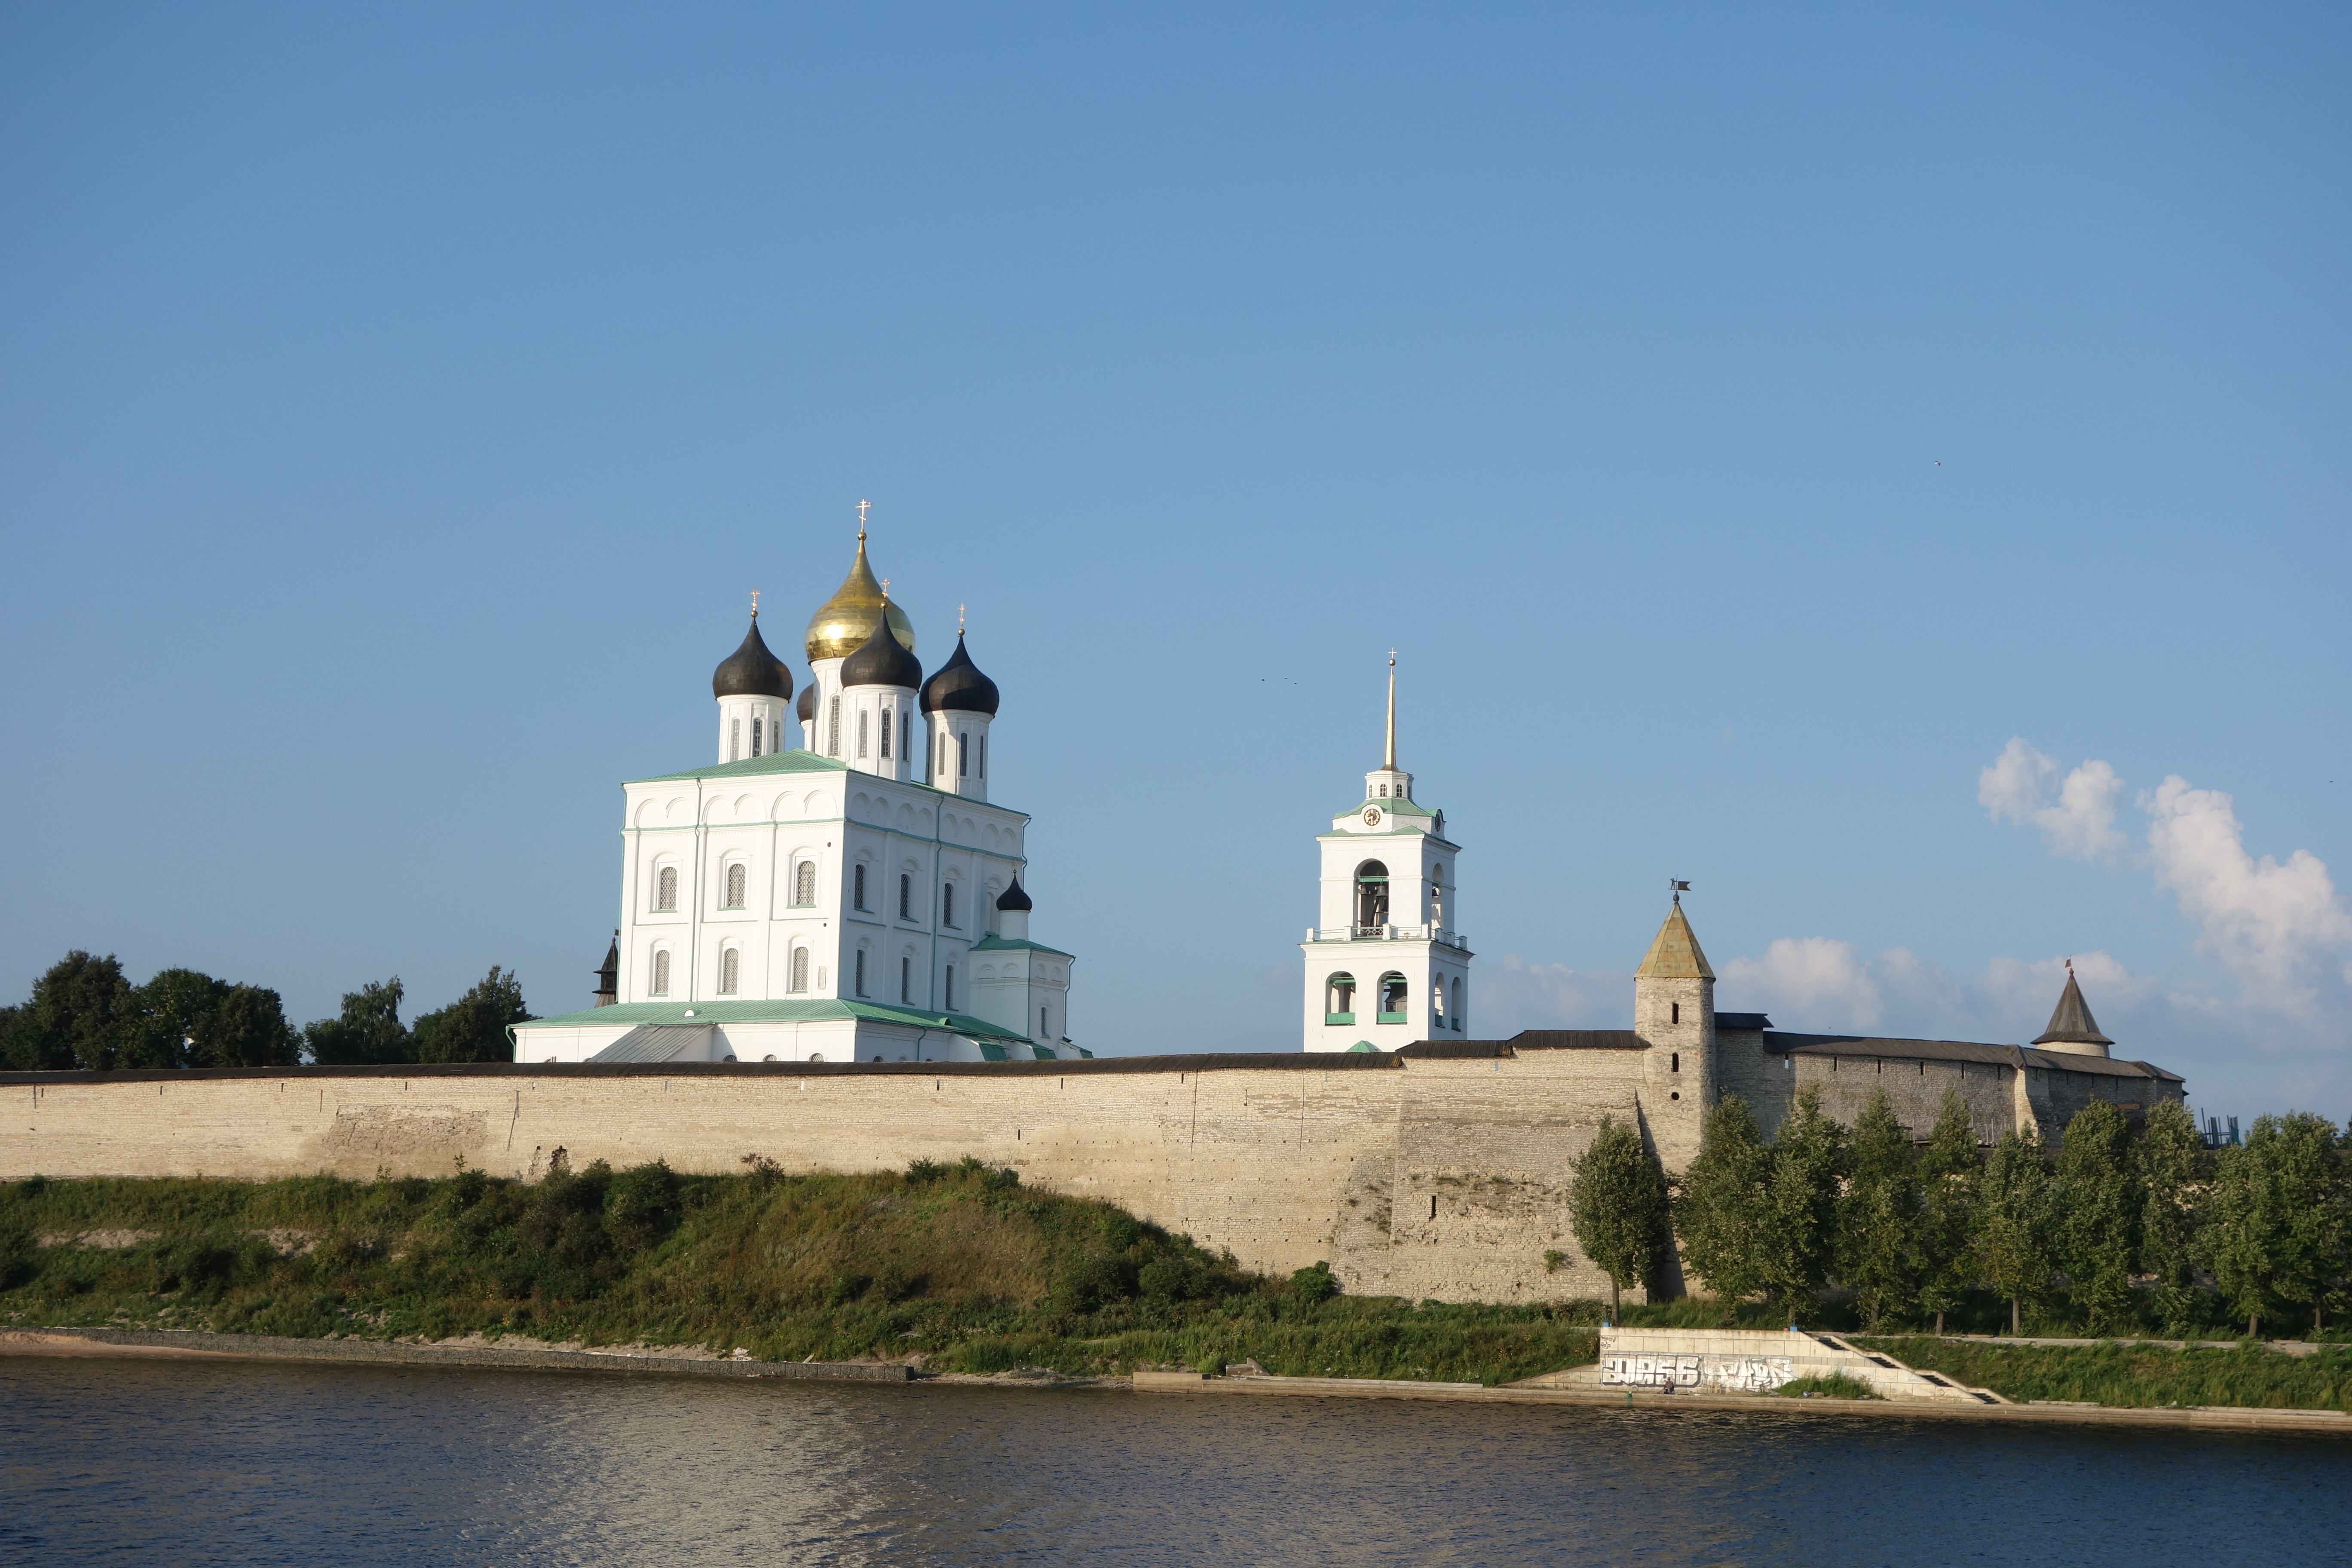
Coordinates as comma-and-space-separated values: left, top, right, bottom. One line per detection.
9, 1326, 2351, 1436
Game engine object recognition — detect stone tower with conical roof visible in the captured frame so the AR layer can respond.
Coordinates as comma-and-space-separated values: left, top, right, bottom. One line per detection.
2031, 965, 2114, 1058
1634, 894, 1716, 1136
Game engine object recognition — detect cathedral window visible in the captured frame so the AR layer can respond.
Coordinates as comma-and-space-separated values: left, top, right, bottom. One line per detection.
944, 965, 956, 1010
752, 717, 763, 757
731, 719, 741, 762
853, 864, 868, 911
1377, 784, 1386, 797
957, 732, 968, 778
902, 711, 912, 765
654, 866, 678, 912
827, 696, 840, 756
1377, 972, 1408, 1023
1325, 972, 1357, 1023
854, 948, 867, 996
900, 955, 911, 1003
942, 882, 957, 928
879, 706, 892, 759
651, 949, 671, 995
723, 864, 747, 909
793, 861, 817, 906
899, 873, 912, 920
979, 735, 986, 779
1041, 1005, 1050, 1039
790, 947, 809, 993
720, 948, 740, 994
858, 710, 870, 760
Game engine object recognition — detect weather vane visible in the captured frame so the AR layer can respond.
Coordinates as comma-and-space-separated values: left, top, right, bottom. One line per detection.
1670, 878, 1691, 904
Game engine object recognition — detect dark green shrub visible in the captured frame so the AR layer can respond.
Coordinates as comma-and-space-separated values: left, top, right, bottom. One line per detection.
1292, 1261, 1340, 1305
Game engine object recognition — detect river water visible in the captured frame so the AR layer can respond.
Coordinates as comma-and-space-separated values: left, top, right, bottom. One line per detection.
3, 1357, 2344, 1565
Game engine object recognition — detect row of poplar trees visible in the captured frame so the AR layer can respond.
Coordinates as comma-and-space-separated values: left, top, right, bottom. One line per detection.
1568, 1087, 2350, 1338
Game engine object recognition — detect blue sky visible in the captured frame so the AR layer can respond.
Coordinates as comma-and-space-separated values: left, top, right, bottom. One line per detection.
2, 4, 2345, 1116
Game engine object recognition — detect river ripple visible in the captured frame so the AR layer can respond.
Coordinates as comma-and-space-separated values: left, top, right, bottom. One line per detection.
2, 1358, 2344, 1566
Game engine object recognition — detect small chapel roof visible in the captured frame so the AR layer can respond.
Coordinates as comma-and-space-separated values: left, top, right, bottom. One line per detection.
1635, 901, 1715, 980
2032, 970, 2114, 1047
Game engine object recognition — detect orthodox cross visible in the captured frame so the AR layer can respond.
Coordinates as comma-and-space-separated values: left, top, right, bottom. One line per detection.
857, 498, 870, 538
749, 588, 760, 618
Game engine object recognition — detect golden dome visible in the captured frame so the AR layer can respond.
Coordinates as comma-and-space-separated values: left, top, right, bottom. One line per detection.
805, 530, 916, 663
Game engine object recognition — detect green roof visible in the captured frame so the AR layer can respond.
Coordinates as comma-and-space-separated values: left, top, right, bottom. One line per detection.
519, 997, 1032, 1044
1335, 795, 1433, 819
969, 935, 1076, 959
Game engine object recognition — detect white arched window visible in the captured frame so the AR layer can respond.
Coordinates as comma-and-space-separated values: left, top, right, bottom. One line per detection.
1326, 972, 1357, 1020
957, 732, 968, 777
730, 718, 741, 762
900, 954, 911, 1002
901, 710, 912, 763
979, 735, 987, 779
827, 696, 841, 756
1040, 1004, 1051, 1040
898, 873, 911, 919
942, 881, 958, 928
944, 965, 956, 1010
879, 706, 893, 759
854, 947, 868, 996
723, 863, 747, 909
720, 948, 740, 994
1452, 977, 1466, 1032
1429, 867, 1445, 928
858, 709, 870, 760
751, 716, 763, 757
1432, 977, 1446, 1025
654, 866, 678, 912
651, 949, 671, 995
790, 947, 810, 993
853, 864, 868, 910
794, 861, 816, 906
1377, 972, 1408, 1022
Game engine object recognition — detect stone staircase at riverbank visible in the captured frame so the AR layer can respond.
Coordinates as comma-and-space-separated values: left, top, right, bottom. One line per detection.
1514, 1326, 2007, 1404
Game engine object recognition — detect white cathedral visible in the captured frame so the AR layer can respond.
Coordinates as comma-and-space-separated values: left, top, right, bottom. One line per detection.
513, 526, 1087, 1066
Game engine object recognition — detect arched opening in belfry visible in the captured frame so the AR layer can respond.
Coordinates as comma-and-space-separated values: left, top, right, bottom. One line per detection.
1326, 972, 1357, 1021
1354, 860, 1389, 932
1377, 972, 1408, 1021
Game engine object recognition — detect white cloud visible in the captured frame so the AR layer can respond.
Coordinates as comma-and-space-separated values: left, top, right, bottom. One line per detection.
1475, 955, 1631, 1035
2142, 775, 2352, 1004
1721, 937, 1883, 1031
1977, 737, 2127, 861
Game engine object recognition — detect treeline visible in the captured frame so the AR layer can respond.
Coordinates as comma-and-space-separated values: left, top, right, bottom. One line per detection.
1569, 1088, 2350, 1339
0, 952, 532, 1071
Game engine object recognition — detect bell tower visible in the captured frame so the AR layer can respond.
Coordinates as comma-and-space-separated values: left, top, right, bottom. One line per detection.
1301, 655, 1472, 1051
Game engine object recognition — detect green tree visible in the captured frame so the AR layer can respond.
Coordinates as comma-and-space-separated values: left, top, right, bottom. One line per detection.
1977, 1129, 2056, 1335
1567, 1114, 1672, 1320
2136, 1099, 2208, 1335
2207, 1113, 2346, 1338
4, 952, 134, 1070
413, 968, 531, 1064
1760, 1087, 1845, 1326
1914, 1090, 1982, 1335
1837, 1089, 1920, 1333
305, 977, 414, 1066
2054, 1100, 2142, 1332
1674, 1094, 1773, 1323
120, 968, 231, 1069
195, 984, 301, 1067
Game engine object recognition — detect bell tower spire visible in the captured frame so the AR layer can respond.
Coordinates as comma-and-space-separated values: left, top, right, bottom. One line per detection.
1364, 652, 1412, 803
1384, 649, 1396, 770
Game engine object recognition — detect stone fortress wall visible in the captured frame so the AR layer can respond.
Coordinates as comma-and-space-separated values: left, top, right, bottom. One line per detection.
0, 1009, 2180, 1307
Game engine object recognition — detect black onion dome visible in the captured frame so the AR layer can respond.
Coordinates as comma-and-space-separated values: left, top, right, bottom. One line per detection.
996, 879, 1032, 912
841, 608, 923, 689
796, 685, 815, 723
712, 617, 793, 700
920, 631, 1000, 715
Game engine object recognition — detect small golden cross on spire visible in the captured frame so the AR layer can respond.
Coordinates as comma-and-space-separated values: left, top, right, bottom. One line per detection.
959, 603, 967, 632
856, 498, 870, 539
881, 577, 891, 601
749, 588, 760, 618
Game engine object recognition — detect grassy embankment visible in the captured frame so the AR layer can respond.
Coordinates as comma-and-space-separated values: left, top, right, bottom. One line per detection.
1856, 1336, 2352, 1412
0, 1161, 1625, 1383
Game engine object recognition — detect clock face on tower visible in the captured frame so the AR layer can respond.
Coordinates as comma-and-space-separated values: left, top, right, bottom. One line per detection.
1363, 807, 1383, 827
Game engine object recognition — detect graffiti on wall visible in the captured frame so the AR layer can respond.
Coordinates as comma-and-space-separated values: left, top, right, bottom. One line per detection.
1599, 1354, 1796, 1394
